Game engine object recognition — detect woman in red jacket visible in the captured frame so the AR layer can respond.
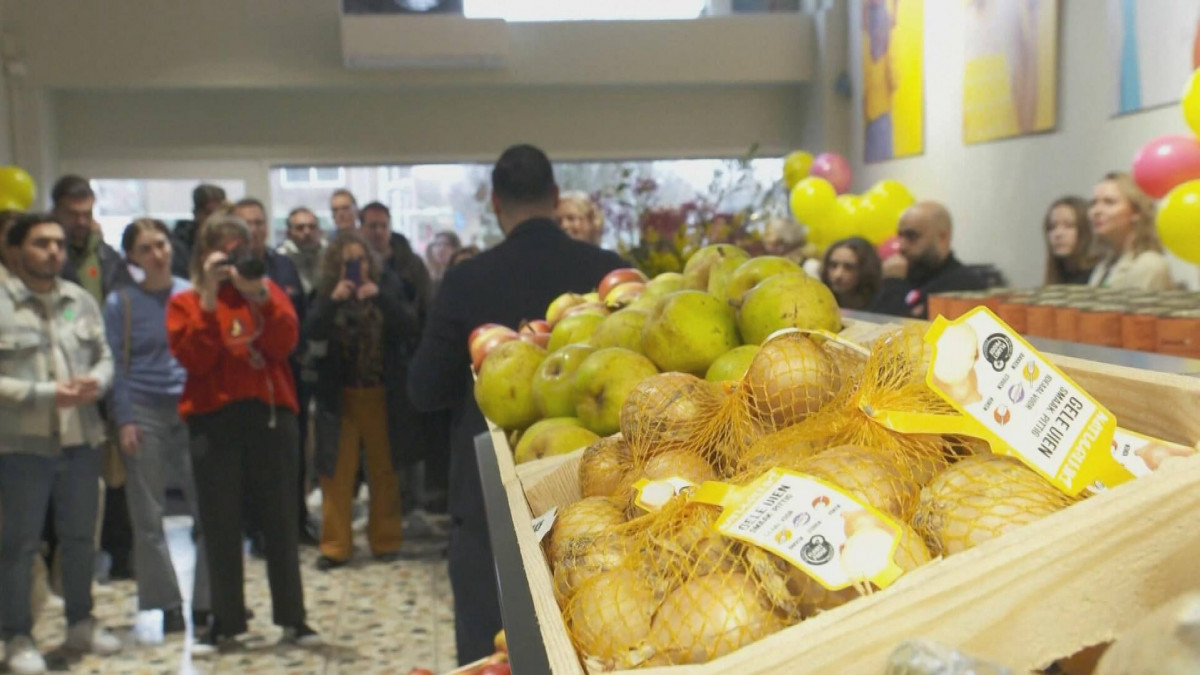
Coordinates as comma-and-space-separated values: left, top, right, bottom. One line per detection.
166, 212, 319, 654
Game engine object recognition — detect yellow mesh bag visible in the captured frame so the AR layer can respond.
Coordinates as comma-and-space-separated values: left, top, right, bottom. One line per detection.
579, 434, 633, 499
912, 454, 1077, 557
792, 445, 922, 520
620, 373, 728, 466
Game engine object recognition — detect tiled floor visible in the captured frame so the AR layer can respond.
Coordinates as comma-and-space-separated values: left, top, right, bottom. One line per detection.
20, 512, 457, 674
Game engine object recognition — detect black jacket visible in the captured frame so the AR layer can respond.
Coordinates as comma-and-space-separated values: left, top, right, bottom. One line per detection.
264, 248, 307, 329
406, 218, 627, 521
62, 236, 132, 299
306, 270, 422, 476
385, 232, 433, 330
866, 252, 987, 319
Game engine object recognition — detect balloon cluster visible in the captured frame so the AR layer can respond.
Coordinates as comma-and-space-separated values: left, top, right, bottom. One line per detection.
782, 150, 915, 255
0, 166, 36, 211
1131, 70, 1200, 265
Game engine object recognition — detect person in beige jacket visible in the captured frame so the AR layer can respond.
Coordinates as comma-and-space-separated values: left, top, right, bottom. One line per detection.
1087, 172, 1175, 291
0, 213, 122, 675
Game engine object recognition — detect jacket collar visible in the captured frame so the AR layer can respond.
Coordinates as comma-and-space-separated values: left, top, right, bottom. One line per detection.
4, 275, 70, 308
506, 217, 564, 241
907, 251, 962, 287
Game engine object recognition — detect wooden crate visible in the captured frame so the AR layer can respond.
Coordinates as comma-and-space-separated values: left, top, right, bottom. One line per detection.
494, 342, 1200, 674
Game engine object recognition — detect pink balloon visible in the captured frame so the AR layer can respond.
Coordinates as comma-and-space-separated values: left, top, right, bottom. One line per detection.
1132, 134, 1200, 198
810, 153, 853, 195
877, 235, 902, 261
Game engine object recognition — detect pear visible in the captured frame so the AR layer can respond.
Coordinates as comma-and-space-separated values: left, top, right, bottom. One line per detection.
513, 418, 600, 465
547, 312, 605, 352
532, 344, 599, 418
474, 340, 547, 430
590, 309, 650, 353
572, 348, 659, 436
642, 272, 685, 301
737, 272, 842, 345
704, 345, 760, 383
681, 244, 749, 291
725, 256, 802, 307
642, 290, 741, 376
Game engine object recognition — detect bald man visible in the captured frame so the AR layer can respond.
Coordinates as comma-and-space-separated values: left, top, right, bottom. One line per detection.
866, 201, 986, 319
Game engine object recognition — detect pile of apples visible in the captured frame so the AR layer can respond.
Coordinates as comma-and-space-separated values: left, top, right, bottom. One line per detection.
471, 244, 843, 465
409, 631, 509, 675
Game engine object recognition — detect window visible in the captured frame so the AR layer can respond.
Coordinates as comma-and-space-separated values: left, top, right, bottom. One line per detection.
90, 179, 246, 248
280, 167, 346, 188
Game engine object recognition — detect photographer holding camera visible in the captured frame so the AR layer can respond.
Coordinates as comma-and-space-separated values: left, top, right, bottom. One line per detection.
166, 212, 319, 654
305, 231, 420, 570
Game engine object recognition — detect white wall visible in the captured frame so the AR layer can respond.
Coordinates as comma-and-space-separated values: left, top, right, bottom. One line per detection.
848, 0, 1198, 289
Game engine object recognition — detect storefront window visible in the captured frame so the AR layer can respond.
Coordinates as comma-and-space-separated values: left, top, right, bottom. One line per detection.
90, 179, 246, 248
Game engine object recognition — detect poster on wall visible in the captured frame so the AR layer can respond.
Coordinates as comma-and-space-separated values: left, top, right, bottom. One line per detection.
1107, 0, 1200, 116
862, 0, 925, 163
962, 0, 1059, 145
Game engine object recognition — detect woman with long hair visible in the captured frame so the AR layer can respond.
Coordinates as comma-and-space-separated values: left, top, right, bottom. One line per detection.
1087, 172, 1174, 291
105, 219, 210, 637
1042, 196, 1100, 285
557, 191, 604, 245
425, 230, 462, 293
166, 213, 318, 653
820, 237, 883, 310
307, 231, 420, 570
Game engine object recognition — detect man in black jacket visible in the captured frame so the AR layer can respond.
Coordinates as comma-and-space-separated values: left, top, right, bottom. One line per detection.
407, 145, 626, 664
172, 184, 226, 279
866, 201, 987, 319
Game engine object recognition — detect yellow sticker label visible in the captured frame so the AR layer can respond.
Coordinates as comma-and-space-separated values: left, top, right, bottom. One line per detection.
692, 469, 905, 592
924, 307, 1131, 496
632, 477, 698, 512
1110, 427, 1197, 479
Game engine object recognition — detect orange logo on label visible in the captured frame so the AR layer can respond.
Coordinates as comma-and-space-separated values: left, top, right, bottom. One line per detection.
994, 406, 1012, 425
811, 495, 830, 509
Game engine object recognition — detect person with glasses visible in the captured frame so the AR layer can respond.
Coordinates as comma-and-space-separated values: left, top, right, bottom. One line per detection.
276, 207, 326, 297
866, 201, 986, 319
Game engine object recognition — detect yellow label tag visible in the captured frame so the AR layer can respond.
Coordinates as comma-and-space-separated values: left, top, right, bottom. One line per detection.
692, 469, 905, 592
925, 307, 1131, 496
1110, 427, 1197, 479
632, 477, 698, 512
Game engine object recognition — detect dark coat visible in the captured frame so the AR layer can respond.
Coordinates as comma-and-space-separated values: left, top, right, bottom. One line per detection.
306, 270, 422, 477
406, 218, 627, 522
385, 232, 433, 330
62, 236, 132, 298
866, 252, 988, 320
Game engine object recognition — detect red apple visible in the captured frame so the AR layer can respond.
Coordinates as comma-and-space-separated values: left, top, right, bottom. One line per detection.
561, 302, 608, 320
518, 331, 551, 349
597, 268, 648, 302
519, 319, 551, 335
545, 293, 587, 327
469, 324, 514, 355
470, 325, 519, 371
407, 669, 434, 675
602, 281, 646, 309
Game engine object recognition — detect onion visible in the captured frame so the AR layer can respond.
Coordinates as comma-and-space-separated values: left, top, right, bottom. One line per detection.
737, 431, 829, 479
579, 435, 632, 498
547, 497, 626, 565
567, 568, 659, 665
552, 533, 633, 600
743, 334, 840, 431
619, 373, 725, 459
644, 572, 784, 665
912, 454, 1075, 556
620, 449, 716, 517
645, 503, 736, 578
796, 445, 920, 520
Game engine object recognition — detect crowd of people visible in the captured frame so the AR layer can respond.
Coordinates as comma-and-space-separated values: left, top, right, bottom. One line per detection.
0, 144, 1191, 673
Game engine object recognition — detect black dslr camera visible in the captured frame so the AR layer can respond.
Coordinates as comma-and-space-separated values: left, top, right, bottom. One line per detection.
217, 246, 267, 280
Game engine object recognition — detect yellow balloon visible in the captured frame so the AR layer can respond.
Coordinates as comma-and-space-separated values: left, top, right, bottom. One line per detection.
1183, 69, 1200, 139
1158, 179, 1200, 265
789, 176, 836, 227
0, 195, 22, 211
783, 151, 815, 190
0, 167, 36, 211
859, 194, 902, 245
866, 179, 916, 213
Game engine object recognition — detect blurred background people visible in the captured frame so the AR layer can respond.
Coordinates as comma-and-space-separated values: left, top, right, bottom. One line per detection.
1088, 172, 1174, 291
820, 236, 882, 310
1043, 196, 1099, 286
449, 246, 480, 267
425, 230, 462, 294
0, 210, 18, 280
557, 190, 604, 245
172, 184, 227, 279
867, 201, 987, 319
277, 207, 326, 297
330, 190, 359, 232
104, 219, 210, 638
166, 213, 318, 653
306, 231, 420, 570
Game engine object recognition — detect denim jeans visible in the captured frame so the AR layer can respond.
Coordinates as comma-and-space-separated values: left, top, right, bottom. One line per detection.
0, 446, 101, 638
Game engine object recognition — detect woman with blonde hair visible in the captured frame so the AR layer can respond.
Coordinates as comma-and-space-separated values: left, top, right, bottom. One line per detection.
557, 191, 603, 245
1087, 172, 1174, 291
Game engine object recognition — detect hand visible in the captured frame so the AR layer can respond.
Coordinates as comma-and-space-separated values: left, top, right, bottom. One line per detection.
230, 268, 268, 304
54, 381, 83, 408
356, 281, 379, 300
331, 280, 355, 302
882, 254, 908, 280
119, 424, 142, 456
73, 376, 101, 404
201, 251, 230, 310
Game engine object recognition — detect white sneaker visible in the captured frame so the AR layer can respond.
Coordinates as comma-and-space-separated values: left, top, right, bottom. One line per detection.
5, 636, 47, 675
64, 619, 122, 656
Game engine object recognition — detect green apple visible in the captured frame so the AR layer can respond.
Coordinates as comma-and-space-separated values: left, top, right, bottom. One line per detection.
590, 309, 650, 353
547, 312, 605, 352
705, 345, 760, 383
513, 418, 599, 465
642, 272, 686, 301
473, 340, 547, 430
532, 344, 598, 418
737, 272, 842, 345
642, 290, 741, 376
725, 256, 803, 307
681, 244, 749, 291
572, 348, 659, 436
